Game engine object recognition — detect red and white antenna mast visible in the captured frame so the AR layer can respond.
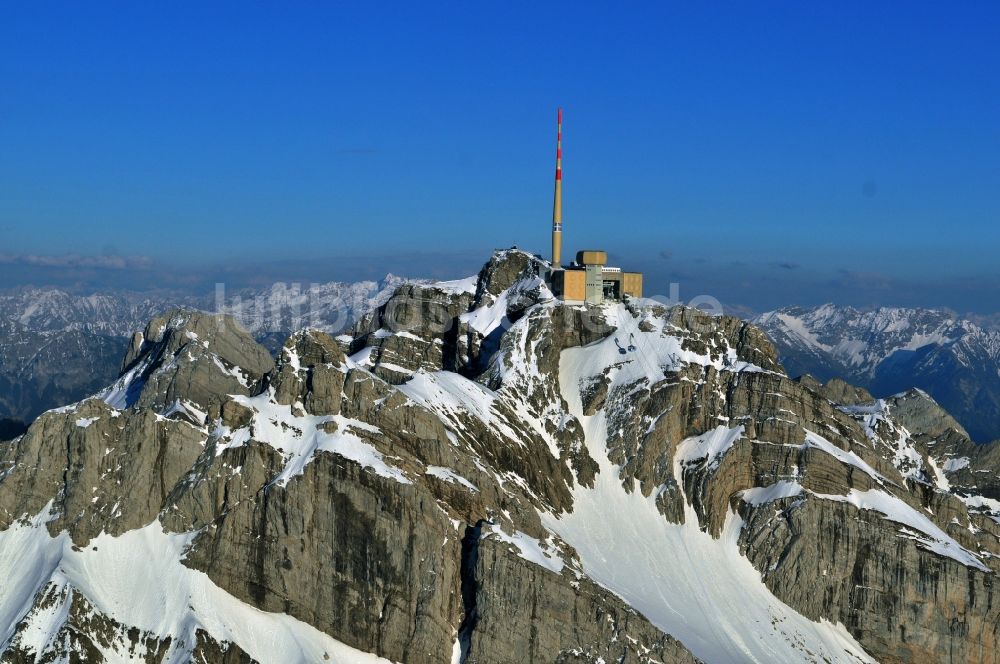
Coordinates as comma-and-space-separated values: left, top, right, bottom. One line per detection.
551, 107, 563, 266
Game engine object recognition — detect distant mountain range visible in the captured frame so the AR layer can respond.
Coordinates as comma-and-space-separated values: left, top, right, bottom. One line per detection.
0, 278, 406, 431
755, 304, 1000, 442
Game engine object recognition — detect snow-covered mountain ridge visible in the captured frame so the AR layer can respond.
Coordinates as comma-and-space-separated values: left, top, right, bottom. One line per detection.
3, 251, 1000, 662
756, 304, 1000, 442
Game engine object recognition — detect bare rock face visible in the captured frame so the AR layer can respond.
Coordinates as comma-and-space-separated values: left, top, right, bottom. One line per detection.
112, 308, 274, 416
884, 388, 970, 439
6, 250, 1000, 663
796, 374, 876, 406
466, 537, 699, 664
349, 282, 476, 383
0, 397, 206, 543
268, 328, 347, 412
474, 249, 537, 299
348, 249, 550, 384
737, 496, 999, 664
176, 450, 464, 663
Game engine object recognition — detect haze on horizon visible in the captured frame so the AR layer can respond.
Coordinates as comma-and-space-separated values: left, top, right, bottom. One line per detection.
1, 3, 998, 315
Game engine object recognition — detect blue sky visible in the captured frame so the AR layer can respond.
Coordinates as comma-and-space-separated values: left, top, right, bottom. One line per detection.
1, 3, 998, 312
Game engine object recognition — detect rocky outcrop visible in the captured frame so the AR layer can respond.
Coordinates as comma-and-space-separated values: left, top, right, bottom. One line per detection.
176, 449, 464, 663
348, 249, 550, 384
738, 496, 999, 664
884, 388, 970, 439
796, 374, 876, 406
113, 309, 274, 417
0, 397, 207, 543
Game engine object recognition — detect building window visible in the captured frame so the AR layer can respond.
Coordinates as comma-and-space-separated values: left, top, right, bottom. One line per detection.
603, 280, 621, 300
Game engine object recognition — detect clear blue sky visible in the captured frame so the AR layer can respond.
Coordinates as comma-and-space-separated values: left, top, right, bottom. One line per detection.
1, 3, 998, 311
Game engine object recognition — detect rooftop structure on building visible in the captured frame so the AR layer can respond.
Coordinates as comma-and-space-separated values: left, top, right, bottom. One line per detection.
544, 109, 643, 304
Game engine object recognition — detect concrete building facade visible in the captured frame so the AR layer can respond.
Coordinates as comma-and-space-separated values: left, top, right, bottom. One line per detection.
551, 251, 643, 304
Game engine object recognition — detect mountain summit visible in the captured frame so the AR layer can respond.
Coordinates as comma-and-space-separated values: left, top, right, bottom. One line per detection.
2, 251, 1000, 663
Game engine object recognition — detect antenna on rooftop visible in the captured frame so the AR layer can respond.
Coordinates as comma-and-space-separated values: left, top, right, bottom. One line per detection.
551, 108, 563, 266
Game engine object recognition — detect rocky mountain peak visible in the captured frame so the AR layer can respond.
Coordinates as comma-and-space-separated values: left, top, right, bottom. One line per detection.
106, 308, 274, 418
883, 387, 970, 440
278, 327, 347, 369
5, 256, 1000, 663
472, 247, 547, 302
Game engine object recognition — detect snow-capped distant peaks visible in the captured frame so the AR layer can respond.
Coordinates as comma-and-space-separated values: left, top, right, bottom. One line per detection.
754, 304, 985, 371
756, 303, 1000, 441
